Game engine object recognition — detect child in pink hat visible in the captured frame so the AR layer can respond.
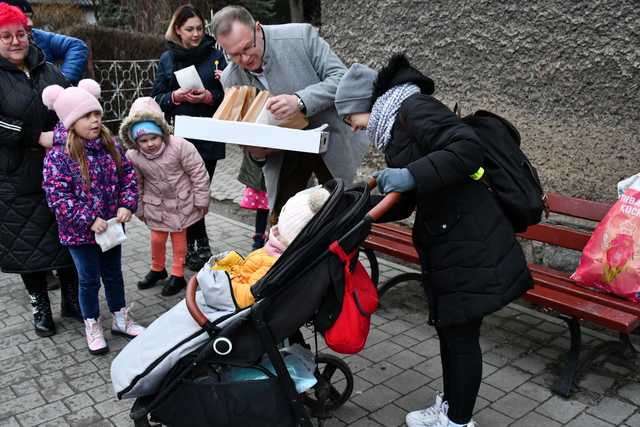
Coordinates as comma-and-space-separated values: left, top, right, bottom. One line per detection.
42, 79, 145, 355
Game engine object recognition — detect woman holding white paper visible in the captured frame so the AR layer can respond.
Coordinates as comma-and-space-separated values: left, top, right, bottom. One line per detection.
152, 4, 227, 271
42, 79, 144, 355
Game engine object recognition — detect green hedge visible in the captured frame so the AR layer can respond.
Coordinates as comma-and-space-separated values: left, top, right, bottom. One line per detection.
63, 25, 166, 60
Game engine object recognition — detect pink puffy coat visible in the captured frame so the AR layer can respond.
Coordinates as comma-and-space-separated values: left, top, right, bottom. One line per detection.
120, 97, 210, 232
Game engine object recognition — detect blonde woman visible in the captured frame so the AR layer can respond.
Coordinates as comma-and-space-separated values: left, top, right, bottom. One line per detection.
152, 4, 227, 270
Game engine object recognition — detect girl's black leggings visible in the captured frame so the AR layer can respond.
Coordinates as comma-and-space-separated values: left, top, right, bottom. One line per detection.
436, 318, 483, 424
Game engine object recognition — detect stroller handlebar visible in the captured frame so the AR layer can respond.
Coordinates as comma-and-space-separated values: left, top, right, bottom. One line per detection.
366, 178, 402, 222
186, 276, 208, 327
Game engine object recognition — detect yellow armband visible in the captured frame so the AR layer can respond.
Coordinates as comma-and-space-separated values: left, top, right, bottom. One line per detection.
470, 167, 485, 181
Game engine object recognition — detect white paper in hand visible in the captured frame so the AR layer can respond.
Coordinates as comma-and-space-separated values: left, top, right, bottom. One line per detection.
95, 218, 127, 252
174, 65, 205, 90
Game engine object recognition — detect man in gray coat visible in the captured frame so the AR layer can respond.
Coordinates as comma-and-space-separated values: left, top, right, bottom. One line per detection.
212, 6, 368, 215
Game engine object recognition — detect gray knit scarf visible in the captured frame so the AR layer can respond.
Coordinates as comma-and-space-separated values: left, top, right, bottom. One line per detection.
367, 83, 421, 152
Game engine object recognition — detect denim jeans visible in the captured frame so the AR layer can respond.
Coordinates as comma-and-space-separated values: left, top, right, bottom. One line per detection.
68, 244, 126, 320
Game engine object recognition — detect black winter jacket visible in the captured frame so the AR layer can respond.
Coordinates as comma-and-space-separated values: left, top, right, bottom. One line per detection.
0, 44, 73, 273
152, 36, 227, 162
375, 57, 532, 327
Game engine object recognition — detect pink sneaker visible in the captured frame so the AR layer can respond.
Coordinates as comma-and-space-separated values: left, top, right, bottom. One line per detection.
84, 318, 108, 355
111, 306, 145, 338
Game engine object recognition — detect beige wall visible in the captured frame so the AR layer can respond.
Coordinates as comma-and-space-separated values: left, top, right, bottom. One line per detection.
321, 1, 639, 202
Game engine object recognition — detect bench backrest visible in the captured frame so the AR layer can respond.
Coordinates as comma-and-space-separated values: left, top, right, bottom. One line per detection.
517, 192, 612, 251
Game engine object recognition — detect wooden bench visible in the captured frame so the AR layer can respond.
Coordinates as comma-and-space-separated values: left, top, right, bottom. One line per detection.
362, 192, 639, 397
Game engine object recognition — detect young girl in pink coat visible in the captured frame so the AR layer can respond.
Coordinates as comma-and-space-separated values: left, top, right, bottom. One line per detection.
120, 97, 210, 297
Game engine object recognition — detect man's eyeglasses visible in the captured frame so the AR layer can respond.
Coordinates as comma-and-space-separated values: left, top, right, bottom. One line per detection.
0, 31, 28, 45
223, 25, 257, 62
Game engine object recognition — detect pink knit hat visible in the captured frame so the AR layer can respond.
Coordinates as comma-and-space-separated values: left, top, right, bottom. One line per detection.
42, 79, 103, 129
128, 96, 163, 117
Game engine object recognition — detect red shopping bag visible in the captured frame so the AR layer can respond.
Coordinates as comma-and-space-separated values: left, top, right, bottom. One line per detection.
324, 242, 379, 354
571, 186, 640, 303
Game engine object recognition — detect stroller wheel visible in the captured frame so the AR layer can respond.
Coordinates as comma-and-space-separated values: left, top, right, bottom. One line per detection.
302, 353, 354, 416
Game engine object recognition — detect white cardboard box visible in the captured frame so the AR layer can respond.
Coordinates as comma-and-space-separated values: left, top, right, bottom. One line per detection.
174, 116, 329, 154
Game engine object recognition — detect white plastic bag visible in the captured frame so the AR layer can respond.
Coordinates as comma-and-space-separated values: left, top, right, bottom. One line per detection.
95, 218, 127, 252
617, 173, 640, 198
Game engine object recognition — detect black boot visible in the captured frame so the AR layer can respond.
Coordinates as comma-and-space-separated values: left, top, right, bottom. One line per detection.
60, 280, 83, 321
137, 269, 168, 290
161, 276, 187, 297
46, 270, 60, 290
196, 238, 212, 263
252, 233, 266, 250
29, 291, 56, 337
186, 241, 205, 271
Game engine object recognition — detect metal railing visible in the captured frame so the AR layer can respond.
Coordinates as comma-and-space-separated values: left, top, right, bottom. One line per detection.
93, 59, 159, 124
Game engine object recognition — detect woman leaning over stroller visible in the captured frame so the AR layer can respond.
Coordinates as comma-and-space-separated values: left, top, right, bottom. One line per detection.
335, 56, 532, 427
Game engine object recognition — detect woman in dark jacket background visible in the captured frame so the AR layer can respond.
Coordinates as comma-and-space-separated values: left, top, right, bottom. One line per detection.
152, 4, 227, 274
335, 55, 532, 427
0, 3, 81, 337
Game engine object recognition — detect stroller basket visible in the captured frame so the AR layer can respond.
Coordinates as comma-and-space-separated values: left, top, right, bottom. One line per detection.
144, 355, 296, 427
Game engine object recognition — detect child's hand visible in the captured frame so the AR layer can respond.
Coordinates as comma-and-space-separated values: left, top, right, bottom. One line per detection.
198, 207, 209, 216
91, 217, 108, 234
116, 207, 132, 223
214, 69, 223, 80
38, 131, 53, 149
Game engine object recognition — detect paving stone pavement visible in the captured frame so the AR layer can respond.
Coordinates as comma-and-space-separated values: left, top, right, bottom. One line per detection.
1, 144, 638, 426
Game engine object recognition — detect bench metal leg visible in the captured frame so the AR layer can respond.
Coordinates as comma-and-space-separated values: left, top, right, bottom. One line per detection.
552, 315, 582, 397
553, 318, 639, 398
362, 248, 380, 286
620, 333, 638, 355
378, 272, 423, 298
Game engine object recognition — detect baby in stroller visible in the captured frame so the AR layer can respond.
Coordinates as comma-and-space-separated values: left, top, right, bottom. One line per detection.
206, 186, 330, 309
111, 186, 331, 401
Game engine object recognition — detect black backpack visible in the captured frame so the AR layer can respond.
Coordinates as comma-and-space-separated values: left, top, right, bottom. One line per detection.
457, 108, 546, 232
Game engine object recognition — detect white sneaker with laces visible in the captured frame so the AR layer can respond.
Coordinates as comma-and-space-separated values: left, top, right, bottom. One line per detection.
405, 393, 445, 427
426, 410, 478, 427
111, 306, 145, 338
84, 318, 108, 355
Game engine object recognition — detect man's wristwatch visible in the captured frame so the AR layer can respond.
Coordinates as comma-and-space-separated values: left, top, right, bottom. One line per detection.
295, 94, 307, 114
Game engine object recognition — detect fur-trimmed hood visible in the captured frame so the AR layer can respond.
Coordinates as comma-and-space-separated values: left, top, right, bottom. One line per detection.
370, 53, 435, 109
119, 97, 172, 149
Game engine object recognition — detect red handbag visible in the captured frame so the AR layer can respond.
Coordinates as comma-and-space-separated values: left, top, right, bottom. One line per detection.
323, 242, 379, 354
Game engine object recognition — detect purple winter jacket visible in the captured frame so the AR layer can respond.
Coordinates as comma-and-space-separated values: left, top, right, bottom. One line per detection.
43, 122, 138, 246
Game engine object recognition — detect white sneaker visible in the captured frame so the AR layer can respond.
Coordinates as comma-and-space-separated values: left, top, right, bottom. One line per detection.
406, 393, 445, 427
424, 411, 478, 427
111, 306, 145, 338
84, 318, 108, 355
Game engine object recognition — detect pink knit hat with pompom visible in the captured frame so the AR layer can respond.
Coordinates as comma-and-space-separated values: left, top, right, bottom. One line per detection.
42, 79, 103, 129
